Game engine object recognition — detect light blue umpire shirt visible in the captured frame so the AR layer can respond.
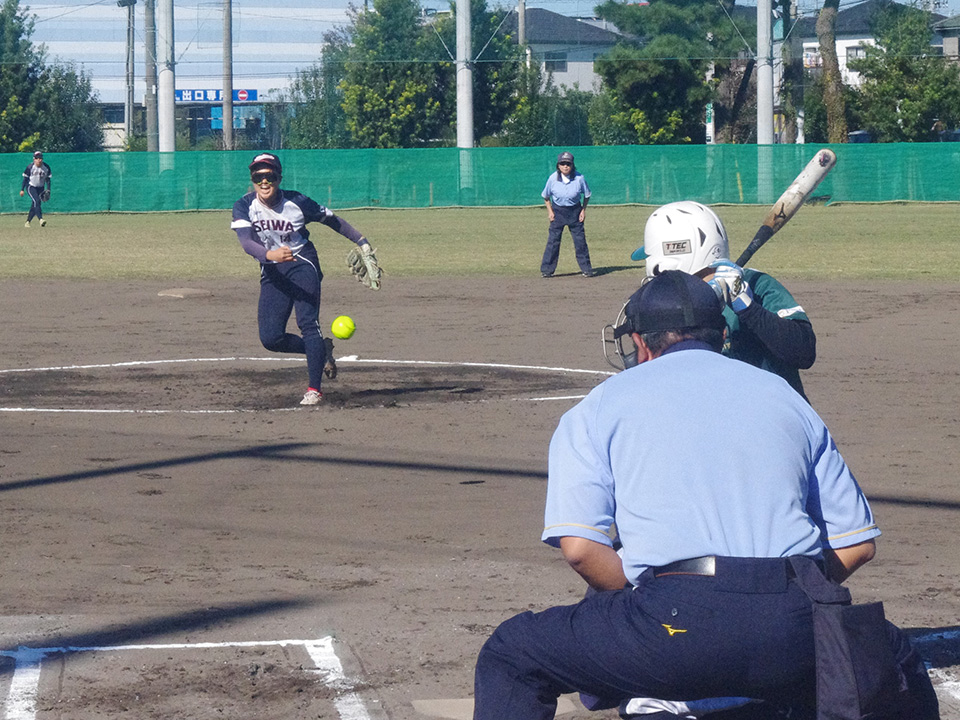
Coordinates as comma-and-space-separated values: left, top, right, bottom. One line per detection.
542, 344, 880, 588
542, 172, 591, 207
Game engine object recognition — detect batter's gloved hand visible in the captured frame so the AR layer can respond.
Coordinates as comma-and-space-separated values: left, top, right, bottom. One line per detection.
346, 242, 382, 291
709, 261, 753, 312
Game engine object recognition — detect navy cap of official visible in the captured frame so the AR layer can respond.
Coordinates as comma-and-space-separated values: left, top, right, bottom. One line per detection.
557, 151, 574, 164
620, 271, 725, 336
249, 152, 281, 175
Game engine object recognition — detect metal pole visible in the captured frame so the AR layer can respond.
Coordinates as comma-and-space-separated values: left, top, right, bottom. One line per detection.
222, 0, 234, 150
517, 0, 525, 45
756, 0, 774, 145
157, 0, 176, 153
124, 2, 135, 142
455, 0, 473, 148
144, 0, 159, 152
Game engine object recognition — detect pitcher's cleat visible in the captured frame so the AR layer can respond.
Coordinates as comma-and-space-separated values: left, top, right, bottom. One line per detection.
40, 219, 46, 227
300, 389, 322, 406
24, 221, 30, 228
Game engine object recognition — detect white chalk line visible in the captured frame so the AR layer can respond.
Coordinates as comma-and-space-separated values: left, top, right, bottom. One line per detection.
0, 356, 609, 414
0, 636, 371, 720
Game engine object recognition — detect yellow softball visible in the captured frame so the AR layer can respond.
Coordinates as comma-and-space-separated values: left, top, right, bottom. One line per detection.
331, 315, 356, 340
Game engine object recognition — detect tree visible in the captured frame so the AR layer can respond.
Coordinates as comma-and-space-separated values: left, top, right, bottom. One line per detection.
31, 64, 103, 152
494, 63, 594, 146
815, 0, 847, 143
277, 32, 351, 149
848, 0, 960, 141
0, 0, 102, 152
591, 0, 752, 144
339, 0, 445, 148
799, 70, 860, 143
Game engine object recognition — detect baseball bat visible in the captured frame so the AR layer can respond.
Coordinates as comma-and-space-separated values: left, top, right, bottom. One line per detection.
734, 148, 837, 267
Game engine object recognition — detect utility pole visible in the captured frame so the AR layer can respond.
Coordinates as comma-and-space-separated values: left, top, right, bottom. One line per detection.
118, 0, 136, 145
456, 0, 473, 148
518, 0, 525, 45
222, 0, 234, 150
756, 0, 774, 145
144, 0, 159, 151
157, 0, 176, 153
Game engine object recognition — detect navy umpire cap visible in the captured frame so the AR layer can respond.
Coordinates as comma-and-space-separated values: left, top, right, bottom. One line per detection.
557, 151, 574, 164
249, 152, 282, 175
620, 270, 725, 336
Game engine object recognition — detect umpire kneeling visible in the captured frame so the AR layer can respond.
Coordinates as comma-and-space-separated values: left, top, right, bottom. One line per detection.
472, 271, 938, 720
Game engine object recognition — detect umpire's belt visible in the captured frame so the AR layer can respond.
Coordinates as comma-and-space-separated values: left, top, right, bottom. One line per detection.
652, 556, 716, 577
650, 556, 802, 593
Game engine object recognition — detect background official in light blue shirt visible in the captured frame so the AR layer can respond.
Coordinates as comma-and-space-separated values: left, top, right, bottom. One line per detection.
540, 150, 596, 278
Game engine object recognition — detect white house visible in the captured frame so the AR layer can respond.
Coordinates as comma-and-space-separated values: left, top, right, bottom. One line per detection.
501, 8, 623, 91
793, 0, 946, 87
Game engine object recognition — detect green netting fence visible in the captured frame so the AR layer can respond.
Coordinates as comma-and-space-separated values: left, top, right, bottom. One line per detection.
3, 143, 960, 214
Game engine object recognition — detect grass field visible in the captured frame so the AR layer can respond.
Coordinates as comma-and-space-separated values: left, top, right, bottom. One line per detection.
3, 202, 959, 280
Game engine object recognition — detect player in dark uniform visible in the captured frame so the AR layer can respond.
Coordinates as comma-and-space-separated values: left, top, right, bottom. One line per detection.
631, 201, 816, 401
231, 152, 375, 406
20, 151, 52, 227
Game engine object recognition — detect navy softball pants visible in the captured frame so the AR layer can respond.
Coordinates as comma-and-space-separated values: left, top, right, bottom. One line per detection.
474, 557, 818, 720
541, 203, 593, 276
26, 185, 44, 222
258, 244, 327, 391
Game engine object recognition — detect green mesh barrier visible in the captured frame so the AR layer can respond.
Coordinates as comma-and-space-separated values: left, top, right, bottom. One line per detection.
3, 143, 959, 213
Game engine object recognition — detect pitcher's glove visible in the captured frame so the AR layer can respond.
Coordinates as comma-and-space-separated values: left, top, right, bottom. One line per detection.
346, 243, 382, 290
323, 337, 337, 379
40, 189, 50, 202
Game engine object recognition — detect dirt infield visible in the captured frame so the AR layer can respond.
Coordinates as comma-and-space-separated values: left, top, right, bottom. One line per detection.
1, 273, 959, 719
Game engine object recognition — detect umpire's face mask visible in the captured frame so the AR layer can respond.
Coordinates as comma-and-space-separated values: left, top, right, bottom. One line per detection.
601, 298, 639, 371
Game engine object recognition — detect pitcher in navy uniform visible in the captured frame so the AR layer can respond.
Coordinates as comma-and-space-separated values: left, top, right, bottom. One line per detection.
231, 152, 375, 406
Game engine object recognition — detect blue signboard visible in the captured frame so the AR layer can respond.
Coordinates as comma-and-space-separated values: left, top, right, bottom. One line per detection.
175, 89, 258, 103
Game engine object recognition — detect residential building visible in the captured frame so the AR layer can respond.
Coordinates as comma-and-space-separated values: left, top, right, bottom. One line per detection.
502, 8, 623, 91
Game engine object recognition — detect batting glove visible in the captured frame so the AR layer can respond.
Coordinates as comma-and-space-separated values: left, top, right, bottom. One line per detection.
709, 261, 753, 313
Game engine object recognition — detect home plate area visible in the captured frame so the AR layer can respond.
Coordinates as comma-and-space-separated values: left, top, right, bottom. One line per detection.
0, 637, 386, 720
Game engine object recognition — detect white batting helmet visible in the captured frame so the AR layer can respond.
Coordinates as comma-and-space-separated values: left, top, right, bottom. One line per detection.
632, 201, 730, 278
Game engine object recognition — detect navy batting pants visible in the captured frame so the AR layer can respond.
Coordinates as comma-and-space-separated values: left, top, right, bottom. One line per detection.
258, 243, 327, 391
474, 558, 817, 720
541, 203, 594, 276
26, 186, 44, 222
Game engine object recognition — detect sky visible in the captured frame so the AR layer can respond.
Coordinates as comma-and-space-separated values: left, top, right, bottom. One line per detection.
24, 0, 959, 104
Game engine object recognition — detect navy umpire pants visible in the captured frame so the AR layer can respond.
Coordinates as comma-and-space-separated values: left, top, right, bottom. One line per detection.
258, 242, 327, 391
541, 203, 593, 276
474, 557, 819, 720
